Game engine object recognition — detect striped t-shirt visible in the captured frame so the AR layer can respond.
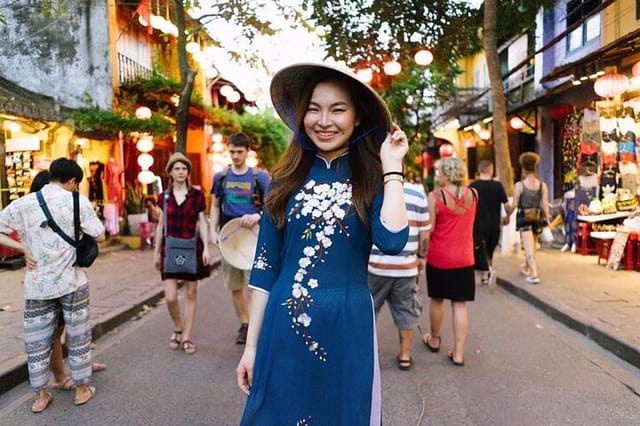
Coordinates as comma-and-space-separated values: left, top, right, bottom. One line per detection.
368, 182, 430, 277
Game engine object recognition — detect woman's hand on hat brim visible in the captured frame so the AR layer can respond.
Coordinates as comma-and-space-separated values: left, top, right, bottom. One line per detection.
380, 123, 409, 170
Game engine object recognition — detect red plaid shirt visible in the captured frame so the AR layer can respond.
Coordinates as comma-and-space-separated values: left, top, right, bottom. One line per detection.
162, 188, 205, 239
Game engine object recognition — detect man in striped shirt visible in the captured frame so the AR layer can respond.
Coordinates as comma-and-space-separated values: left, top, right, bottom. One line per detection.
368, 181, 430, 371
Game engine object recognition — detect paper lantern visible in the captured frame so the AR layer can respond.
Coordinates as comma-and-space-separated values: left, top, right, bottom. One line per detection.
137, 153, 154, 169
549, 104, 572, 121
135, 106, 152, 120
383, 60, 401, 76
633, 61, 640, 78
226, 91, 241, 103
439, 144, 455, 158
510, 116, 525, 130
186, 41, 200, 54
219, 85, 234, 97
137, 170, 156, 184
594, 72, 629, 98
356, 68, 373, 83
246, 156, 258, 168
414, 49, 434, 66
136, 135, 154, 153
478, 129, 492, 140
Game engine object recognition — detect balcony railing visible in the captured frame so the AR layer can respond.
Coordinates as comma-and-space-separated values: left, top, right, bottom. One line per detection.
117, 53, 154, 83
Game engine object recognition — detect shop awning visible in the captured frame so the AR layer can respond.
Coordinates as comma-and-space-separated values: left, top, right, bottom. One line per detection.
0, 76, 62, 121
540, 28, 640, 84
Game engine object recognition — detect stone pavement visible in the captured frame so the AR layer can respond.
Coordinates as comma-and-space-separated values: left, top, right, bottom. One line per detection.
0, 244, 639, 396
492, 248, 640, 369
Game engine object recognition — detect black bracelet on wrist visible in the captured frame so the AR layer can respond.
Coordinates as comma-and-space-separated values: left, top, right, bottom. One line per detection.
383, 171, 404, 178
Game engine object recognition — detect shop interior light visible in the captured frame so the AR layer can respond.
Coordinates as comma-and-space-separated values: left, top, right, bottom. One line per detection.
478, 129, 492, 140
4, 121, 21, 133
633, 61, 640, 78
149, 15, 165, 30
510, 116, 525, 130
138, 15, 148, 27
572, 79, 582, 86
383, 60, 402, 76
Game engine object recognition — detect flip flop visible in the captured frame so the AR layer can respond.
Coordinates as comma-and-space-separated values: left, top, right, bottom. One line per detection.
51, 376, 75, 391
32, 391, 53, 413
74, 386, 96, 406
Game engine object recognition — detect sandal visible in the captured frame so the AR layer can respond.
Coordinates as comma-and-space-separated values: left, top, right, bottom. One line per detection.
448, 350, 464, 366
32, 391, 53, 413
51, 376, 75, 391
73, 386, 96, 406
91, 362, 107, 372
169, 330, 182, 350
182, 340, 196, 355
397, 356, 413, 371
422, 334, 441, 353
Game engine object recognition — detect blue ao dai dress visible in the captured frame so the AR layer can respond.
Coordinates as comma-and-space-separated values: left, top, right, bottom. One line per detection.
240, 154, 408, 425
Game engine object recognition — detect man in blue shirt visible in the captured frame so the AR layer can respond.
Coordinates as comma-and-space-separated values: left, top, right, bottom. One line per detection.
210, 133, 270, 344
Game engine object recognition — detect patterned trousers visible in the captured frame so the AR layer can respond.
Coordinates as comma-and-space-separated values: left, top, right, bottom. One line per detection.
23, 284, 92, 391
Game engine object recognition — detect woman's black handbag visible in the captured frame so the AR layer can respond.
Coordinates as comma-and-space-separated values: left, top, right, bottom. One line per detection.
162, 191, 198, 274
36, 191, 99, 267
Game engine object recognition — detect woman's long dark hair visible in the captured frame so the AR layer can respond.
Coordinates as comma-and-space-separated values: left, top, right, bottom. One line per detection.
266, 75, 383, 229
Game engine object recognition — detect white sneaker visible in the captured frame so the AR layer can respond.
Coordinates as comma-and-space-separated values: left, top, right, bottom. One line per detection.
526, 276, 540, 284
488, 268, 497, 293
560, 243, 569, 252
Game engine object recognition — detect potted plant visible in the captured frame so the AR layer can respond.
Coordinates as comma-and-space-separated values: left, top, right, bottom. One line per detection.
125, 183, 147, 236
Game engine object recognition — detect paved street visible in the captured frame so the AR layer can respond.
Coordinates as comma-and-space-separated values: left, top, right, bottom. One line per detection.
0, 246, 640, 424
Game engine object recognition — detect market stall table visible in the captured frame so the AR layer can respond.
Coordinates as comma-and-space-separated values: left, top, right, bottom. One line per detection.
575, 211, 633, 255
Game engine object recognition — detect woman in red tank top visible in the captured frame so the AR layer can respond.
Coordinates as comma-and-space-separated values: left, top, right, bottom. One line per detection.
421, 157, 477, 366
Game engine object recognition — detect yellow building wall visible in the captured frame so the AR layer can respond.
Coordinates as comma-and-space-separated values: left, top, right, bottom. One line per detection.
602, 0, 639, 44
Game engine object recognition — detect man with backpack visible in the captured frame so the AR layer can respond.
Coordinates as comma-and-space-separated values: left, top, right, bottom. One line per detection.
210, 133, 271, 344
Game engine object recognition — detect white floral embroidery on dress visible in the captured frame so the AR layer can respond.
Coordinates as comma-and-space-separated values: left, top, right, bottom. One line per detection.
281, 179, 352, 361
253, 244, 271, 271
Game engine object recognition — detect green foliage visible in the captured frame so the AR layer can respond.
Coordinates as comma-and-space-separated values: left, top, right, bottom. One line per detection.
120, 73, 181, 95
238, 111, 290, 170
125, 183, 146, 215
70, 108, 173, 140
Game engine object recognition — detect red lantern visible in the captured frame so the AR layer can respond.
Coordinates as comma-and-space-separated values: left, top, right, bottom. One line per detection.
549, 104, 572, 121
594, 72, 629, 98
439, 144, 454, 158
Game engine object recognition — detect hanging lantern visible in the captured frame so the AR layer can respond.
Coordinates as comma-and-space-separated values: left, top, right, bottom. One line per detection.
186, 41, 200, 54
414, 49, 434, 66
356, 68, 373, 83
593, 72, 629, 98
226, 91, 241, 103
138, 170, 156, 184
136, 135, 154, 152
219, 85, 234, 97
439, 144, 455, 158
549, 104, 572, 121
137, 153, 154, 169
246, 156, 258, 168
510, 116, 525, 130
135, 106, 152, 120
383, 60, 402, 76
633, 61, 640, 78
478, 129, 492, 140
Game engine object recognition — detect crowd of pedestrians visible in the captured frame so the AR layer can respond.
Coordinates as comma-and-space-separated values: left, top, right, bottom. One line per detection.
0, 62, 552, 422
